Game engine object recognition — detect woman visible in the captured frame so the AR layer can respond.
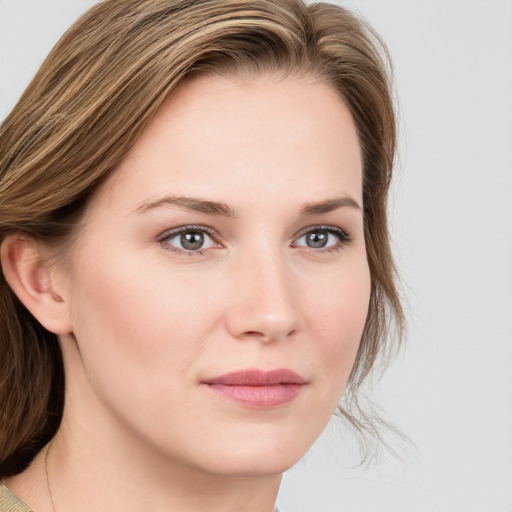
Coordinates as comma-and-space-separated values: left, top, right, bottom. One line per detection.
0, 1, 403, 511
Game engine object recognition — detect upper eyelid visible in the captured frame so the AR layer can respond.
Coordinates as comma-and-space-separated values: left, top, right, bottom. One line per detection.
158, 224, 219, 240
293, 224, 351, 239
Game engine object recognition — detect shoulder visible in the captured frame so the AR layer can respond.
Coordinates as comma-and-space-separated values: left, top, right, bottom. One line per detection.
0, 483, 33, 512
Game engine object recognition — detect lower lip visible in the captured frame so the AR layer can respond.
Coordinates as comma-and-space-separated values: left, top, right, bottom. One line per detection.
205, 383, 304, 409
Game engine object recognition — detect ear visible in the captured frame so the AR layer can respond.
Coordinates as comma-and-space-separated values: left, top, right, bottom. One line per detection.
1, 234, 73, 335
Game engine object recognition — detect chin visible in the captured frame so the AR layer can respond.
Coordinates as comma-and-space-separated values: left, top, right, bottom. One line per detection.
185, 427, 318, 478
201, 450, 302, 478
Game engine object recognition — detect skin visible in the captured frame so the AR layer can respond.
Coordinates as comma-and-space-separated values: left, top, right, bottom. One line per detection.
4, 73, 370, 512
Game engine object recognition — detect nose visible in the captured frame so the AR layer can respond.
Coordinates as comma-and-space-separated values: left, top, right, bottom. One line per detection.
225, 250, 302, 343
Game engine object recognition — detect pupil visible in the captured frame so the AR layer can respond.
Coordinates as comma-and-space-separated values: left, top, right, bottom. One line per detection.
181, 232, 204, 250
307, 231, 328, 248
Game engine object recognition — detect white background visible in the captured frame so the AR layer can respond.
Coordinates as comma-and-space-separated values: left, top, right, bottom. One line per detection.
1, 1, 511, 511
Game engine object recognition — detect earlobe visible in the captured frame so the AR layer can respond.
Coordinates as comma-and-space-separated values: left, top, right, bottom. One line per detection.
0, 234, 73, 335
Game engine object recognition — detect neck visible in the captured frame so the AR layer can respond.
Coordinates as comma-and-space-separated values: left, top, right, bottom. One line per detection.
46, 422, 281, 512
6, 415, 281, 512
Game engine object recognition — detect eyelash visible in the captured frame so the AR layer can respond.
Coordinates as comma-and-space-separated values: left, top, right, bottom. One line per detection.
158, 224, 352, 255
293, 225, 352, 253
158, 225, 220, 256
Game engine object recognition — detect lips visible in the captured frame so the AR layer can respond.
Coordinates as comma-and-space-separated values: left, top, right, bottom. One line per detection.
202, 369, 306, 409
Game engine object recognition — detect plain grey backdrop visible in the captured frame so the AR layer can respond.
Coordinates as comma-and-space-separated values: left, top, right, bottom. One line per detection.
1, 1, 511, 511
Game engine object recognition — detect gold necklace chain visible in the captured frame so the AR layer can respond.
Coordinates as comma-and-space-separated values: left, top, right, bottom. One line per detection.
44, 442, 57, 512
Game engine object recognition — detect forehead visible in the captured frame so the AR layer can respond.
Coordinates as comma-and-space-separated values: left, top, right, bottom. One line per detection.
93, 73, 363, 214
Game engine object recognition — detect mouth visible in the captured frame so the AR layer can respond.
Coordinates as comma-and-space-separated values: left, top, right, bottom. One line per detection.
201, 368, 306, 409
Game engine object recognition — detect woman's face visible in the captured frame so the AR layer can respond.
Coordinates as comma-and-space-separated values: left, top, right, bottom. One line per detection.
57, 73, 371, 476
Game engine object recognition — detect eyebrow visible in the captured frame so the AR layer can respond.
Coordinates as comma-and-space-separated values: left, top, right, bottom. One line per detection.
300, 196, 362, 215
135, 196, 235, 217
134, 194, 361, 217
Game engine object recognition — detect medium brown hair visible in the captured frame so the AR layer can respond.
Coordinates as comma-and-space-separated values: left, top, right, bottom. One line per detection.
0, 0, 403, 476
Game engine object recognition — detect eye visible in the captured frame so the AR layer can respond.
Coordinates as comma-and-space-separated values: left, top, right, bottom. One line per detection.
293, 226, 351, 251
160, 226, 218, 253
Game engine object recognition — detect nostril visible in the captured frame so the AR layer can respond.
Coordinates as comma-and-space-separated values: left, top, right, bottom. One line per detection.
241, 329, 296, 343
243, 330, 269, 342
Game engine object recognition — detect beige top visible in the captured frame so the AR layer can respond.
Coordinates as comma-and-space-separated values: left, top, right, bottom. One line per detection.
0, 482, 284, 512
0, 484, 33, 512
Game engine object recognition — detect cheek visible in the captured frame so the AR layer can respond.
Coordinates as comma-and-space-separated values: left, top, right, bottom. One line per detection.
67, 249, 218, 384
304, 258, 371, 387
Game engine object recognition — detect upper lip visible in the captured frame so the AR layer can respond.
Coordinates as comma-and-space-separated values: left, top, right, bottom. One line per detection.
202, 368, 306, 386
